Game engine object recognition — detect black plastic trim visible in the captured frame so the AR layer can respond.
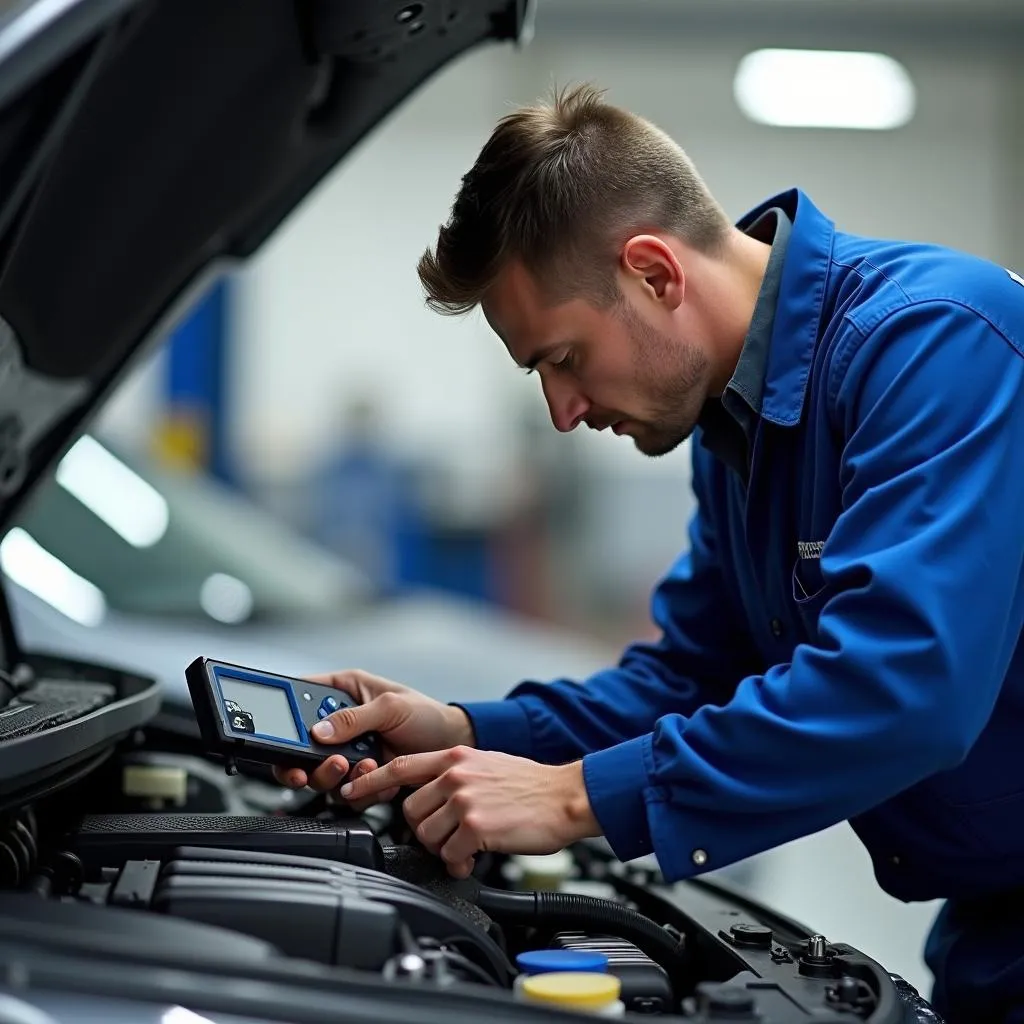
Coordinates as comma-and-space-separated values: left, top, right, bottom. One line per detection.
611, 875, 911, 1024
0, 745, 110, 815
0, 651, 159, 798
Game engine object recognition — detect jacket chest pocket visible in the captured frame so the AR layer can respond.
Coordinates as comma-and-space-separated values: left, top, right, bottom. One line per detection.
788, 402, 846, 644
791, 544, 833, 644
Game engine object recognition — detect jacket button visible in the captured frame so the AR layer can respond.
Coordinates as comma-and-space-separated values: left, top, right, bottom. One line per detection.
692, 849, 708, 867
770, 618, 783, 638
891, 855, 901, 866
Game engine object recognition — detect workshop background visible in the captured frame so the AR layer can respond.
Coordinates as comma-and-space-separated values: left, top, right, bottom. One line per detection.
15, 0, 1022, 998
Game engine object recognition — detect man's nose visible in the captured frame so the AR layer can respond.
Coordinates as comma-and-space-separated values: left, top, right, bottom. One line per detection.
542, 376, 589, 433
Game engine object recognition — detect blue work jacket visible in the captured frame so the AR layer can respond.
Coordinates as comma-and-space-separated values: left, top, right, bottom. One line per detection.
461, 189, 1024, 1012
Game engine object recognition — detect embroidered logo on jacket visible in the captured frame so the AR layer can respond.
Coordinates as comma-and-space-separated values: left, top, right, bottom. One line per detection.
797, 540, 825, 560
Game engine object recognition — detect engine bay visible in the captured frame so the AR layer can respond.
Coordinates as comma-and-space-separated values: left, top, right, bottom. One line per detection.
0, 712, 940, 1024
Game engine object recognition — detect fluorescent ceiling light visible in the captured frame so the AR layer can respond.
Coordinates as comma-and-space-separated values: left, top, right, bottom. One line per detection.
56, 435, 170, 548
200, 573, 254, 624
734, 48, 916, 130
0, 528, 106, 626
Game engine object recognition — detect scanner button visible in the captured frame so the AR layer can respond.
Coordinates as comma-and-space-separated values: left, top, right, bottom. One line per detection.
319, 696, 340, 715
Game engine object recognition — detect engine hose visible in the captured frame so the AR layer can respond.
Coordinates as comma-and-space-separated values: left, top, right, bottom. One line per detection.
476, 887, 686, 986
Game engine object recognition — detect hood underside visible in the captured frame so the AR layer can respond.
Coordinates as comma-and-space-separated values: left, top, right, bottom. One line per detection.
0, 0, 528, 525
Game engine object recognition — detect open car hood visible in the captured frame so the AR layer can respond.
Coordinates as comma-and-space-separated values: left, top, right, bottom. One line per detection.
0, 0, 533, 662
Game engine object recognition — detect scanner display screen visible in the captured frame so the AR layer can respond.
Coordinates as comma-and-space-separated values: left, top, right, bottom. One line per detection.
219, 676, 301, 742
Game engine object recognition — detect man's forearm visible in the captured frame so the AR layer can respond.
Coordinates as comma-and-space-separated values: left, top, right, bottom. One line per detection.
458, 654, 714, 767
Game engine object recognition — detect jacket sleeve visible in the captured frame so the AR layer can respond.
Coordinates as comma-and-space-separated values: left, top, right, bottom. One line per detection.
457, 447, 764, 785
575, 300, 1024, 877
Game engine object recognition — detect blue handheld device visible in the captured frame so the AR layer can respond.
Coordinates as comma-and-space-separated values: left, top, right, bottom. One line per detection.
185, 657, 380, 776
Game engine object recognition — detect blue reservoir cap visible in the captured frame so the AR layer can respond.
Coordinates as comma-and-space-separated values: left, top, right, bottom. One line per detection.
516, 950, 609, 975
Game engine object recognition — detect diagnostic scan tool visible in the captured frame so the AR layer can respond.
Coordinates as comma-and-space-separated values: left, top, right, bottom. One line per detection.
186, 657, 381, 776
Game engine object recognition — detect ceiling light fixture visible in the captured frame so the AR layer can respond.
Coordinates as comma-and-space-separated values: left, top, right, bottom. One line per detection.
734, 48, 916, 130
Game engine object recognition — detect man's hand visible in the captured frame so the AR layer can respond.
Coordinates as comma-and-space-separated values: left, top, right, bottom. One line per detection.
272, 670, 475, 810
340, 747, 602, 878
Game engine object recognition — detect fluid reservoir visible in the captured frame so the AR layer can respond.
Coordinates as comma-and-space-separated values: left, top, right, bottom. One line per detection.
518, 971, 625, 1017
509, 850, 575, 890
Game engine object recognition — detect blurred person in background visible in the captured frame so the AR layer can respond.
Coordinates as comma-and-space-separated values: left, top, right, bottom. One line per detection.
280, 85, 1024, 1023
309, 395, 418, 593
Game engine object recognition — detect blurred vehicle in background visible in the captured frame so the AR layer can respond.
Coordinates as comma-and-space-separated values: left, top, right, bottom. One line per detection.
2, 433, 618, 724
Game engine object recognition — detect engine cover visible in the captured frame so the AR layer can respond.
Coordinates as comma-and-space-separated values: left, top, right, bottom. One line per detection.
73, 844, 513, 986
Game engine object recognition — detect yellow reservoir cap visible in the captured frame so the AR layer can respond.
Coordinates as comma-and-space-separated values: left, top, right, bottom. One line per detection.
521, 972, 622, 1009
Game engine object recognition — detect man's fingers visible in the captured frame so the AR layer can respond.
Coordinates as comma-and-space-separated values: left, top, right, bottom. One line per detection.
304, 670, 405, 702
273, 766, 309, 789
304, 672, 363, 698
346, 786, 399, 814
447, 857, 475, 880
327, 760, 397, 812
440, 824, 480, 877
334, 759, 392, 812
341, 751, 451, 802
305, 754, 352, 792
402, 780, 446, 829
410, 801, 460, 855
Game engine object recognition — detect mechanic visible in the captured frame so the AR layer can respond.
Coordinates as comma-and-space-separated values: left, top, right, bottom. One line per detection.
277, 86, 1024, 1023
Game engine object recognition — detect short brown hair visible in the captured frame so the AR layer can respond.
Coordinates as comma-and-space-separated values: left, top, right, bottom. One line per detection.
417, 84, 730, 316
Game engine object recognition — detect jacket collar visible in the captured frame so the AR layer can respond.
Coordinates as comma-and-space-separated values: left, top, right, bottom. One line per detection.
735, 188, 836, 427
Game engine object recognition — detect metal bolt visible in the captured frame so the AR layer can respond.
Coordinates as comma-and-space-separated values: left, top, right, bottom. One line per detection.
396, 953, 427, 979
808, 935, 829, 959
692, 848, 708, 866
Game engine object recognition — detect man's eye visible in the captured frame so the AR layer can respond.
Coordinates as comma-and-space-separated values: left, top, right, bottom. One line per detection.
552, 351, 572, 370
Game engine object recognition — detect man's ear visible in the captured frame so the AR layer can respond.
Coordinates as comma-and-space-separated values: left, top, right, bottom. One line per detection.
621, 235, 684, 311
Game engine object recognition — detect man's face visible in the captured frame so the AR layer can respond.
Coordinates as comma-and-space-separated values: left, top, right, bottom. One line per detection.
482, 260, 710, 457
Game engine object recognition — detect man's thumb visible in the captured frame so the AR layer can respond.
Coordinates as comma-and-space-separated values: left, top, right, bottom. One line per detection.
311, 693, 398, 743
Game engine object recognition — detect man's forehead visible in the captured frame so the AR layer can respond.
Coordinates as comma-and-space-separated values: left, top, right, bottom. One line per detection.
483, 261, 586, 360
481, 262, 545, 356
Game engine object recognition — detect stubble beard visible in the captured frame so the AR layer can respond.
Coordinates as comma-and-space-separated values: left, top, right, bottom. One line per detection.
617, 302, 709, 457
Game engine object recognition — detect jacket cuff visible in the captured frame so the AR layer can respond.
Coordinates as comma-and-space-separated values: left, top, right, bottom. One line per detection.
583, 735, 655, 862
453, 699, 535, 759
